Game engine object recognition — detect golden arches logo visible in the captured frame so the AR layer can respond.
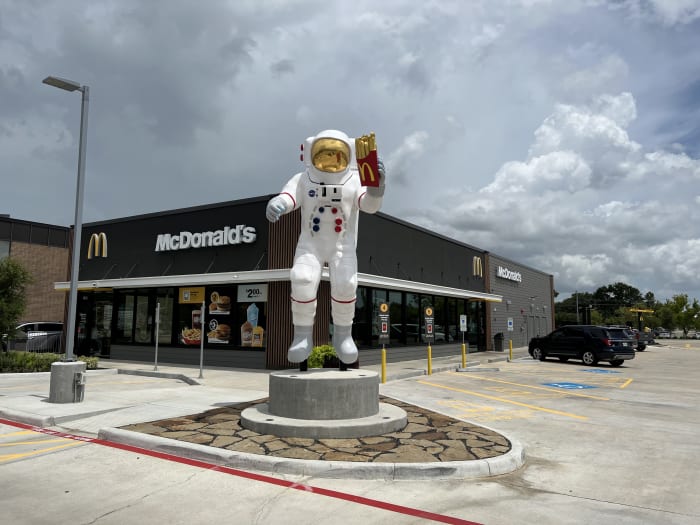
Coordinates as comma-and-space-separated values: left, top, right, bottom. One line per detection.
87, 232, 108, 259
472, 256, 483, 278
358, 161, 376, 184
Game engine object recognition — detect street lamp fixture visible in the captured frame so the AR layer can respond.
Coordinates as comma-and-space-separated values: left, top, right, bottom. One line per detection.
42, 75, 90, 364
42, 75, 82, 92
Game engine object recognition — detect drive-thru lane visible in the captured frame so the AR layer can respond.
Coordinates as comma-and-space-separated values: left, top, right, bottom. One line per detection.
0, 419, 481, 525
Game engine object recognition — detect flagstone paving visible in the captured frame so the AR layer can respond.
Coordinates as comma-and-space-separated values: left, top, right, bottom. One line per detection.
122, 397, 511, 463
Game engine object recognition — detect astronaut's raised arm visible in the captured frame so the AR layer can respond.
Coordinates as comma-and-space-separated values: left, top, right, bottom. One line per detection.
265, 173, 302, 223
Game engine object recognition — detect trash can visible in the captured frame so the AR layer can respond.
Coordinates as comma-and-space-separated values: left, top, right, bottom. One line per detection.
494, 332, 504, 352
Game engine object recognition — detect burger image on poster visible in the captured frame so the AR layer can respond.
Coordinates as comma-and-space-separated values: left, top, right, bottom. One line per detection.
241, 303, 259, 347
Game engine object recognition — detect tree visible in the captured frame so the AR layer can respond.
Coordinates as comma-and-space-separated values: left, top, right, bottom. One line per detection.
0, 258, 33, 339
592, 282, 644, 319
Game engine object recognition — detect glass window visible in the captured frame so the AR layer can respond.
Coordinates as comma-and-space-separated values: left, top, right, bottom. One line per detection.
115, 293, 135, 343
447, 297, 458, 343
352, 287, 370, 346
155, 289, 174, 345
403, 293, 420, 345
134, 295, 152, 343
388, 290, 402, 345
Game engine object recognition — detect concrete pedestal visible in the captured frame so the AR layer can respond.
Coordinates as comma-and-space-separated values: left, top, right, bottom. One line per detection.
48, 361, 86, 404
241, 368, 407, 438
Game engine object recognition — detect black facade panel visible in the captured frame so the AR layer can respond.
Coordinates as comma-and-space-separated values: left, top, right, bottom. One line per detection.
11, 222, 31, 243
79, 199, 270, 280
0, 220, 10, 240
48, 228, 69, 248
30, 225, 49, 245
357, 213, 486, 292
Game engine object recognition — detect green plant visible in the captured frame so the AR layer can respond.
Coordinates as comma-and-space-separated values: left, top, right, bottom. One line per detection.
0, 351, 99, 373
307, 345, 337, 368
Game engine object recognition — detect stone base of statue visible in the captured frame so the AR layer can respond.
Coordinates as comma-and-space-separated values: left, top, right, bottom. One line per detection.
240, 369, 407, 439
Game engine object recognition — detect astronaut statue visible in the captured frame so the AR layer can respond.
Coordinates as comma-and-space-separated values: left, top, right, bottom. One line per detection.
266, 129, 385, 369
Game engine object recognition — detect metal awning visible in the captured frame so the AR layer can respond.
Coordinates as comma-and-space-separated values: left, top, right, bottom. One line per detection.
55, 268, 502, 302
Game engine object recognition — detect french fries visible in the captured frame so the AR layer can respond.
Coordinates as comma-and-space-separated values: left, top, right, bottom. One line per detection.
355, 132, 376, 159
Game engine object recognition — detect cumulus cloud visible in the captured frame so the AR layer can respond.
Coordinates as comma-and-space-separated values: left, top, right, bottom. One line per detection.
407, 91, 700, 299
3, 0, 700, 301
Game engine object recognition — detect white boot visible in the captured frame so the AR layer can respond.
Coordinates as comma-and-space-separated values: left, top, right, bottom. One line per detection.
288, 325, 314, 363
332, 325, 358, 364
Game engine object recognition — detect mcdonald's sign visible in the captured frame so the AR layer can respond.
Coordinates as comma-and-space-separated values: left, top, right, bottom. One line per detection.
358, 160, 377, 186
87, 232, 108, 259
472, 256, 483, 278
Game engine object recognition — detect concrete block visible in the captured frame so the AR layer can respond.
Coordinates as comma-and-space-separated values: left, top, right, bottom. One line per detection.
48, 361, 86, 403
268, 368, 379, 420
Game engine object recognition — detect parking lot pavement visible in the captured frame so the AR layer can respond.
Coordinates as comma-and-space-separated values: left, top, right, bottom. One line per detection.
2, 343, 700, 523
380, 342, 700, 522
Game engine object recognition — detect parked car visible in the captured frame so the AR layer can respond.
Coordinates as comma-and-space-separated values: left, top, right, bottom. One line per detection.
3, 322, 64, 353
671, 329, 685, 339
655, 327, 671, 339
607, 326, 646, 352
528, 325, 635, 367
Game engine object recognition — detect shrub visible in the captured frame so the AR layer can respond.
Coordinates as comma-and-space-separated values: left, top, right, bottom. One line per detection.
307, 345, 337, 368
0, 351, 99, 373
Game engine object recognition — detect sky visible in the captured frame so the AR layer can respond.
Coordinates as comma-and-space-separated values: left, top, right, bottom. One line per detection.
2, 0, 700, 302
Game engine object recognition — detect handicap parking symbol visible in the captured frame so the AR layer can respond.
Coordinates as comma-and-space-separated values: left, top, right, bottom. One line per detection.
543, 382, 597, 390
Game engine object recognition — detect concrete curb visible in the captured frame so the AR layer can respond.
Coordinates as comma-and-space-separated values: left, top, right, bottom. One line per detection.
0, 408, 55, 428
98, 426, 525, 481
117, 369, 201, 385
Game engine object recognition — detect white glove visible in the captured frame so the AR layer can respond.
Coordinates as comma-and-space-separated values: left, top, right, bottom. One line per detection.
367, 157, 386, 197
266, 195, 289, 222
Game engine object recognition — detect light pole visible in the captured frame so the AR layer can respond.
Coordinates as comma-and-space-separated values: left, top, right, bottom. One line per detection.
42, 75, 89, 362
43, 75, 90, 403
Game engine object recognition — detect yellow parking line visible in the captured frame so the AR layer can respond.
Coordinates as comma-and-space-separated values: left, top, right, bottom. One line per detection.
448, 372, 610, 400
0, 430, 35, 438
0, 440, 84, 462
418, 380, 589, 420
620, 378, 634, 389
0, 438, 78, 447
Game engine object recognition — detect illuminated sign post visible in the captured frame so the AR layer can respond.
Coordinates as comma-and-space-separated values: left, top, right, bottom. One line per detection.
378, 302, 390, 345
424, 306, 435, 344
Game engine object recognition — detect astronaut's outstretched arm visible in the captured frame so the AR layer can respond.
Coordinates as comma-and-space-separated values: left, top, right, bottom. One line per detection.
266, 173, 302, 223
358, 158, 385, 214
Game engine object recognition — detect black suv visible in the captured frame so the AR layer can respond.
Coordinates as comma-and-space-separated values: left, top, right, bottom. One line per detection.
529, 325, 636, 366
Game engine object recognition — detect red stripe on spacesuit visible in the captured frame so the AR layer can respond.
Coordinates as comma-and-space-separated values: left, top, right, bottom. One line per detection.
357, 191, 366, 207
331, 296, 357, 304
291, 296, 316, 304
281, 192, 296, 207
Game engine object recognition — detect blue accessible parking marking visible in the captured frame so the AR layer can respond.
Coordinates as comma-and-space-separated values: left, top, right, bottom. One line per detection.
542, 382, 597, 390
581, 369, 621, 374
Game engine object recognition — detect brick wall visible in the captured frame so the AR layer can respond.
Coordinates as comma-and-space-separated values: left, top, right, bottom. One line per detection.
10, 241, 69, 323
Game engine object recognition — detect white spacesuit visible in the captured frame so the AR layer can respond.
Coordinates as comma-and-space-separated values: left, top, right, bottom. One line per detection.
266, 129, 385, 365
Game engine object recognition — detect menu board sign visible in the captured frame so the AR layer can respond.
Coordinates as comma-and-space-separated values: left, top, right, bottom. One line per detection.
179, 287, 205, 304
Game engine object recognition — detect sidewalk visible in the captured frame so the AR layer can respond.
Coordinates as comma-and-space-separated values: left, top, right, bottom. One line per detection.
0, 347, 530, 480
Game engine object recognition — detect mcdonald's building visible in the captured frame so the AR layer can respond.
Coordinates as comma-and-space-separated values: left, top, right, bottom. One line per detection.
54, 195, 554, 368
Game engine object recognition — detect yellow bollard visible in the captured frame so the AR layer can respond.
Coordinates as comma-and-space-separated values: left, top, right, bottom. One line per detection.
381, 347, 387, 384
461, 343, 466, 369
509, 339, 513, 361
427, 344, 432, 375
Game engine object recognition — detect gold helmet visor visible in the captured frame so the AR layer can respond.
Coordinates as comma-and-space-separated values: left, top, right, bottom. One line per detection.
311, 138, 350, 173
